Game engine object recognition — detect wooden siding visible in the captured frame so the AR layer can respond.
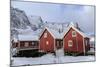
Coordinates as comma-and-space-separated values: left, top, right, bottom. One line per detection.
39, 29, 55, 52
63, 28, 84, 53
18, 41, 39, 50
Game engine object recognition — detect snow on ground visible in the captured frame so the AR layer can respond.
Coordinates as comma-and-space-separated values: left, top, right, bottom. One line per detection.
11, 54, 95, 66
11, 48, 17, 56
59, 56, 95, 63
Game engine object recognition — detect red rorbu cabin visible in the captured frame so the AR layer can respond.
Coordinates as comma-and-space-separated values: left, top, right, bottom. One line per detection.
39, 27, 63, 53
63, 24, 90, 54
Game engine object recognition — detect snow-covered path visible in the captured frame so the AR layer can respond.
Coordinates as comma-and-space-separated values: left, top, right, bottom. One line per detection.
11, 54, 95, 66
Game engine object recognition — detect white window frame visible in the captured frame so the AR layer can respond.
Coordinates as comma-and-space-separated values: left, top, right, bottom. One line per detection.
44, 32, 47, 38
72, 31, 76, 37
68, 40, 73, 47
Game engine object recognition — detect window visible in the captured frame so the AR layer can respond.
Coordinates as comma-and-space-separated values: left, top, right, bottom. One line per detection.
68, 40, 73, 47
72, 31, 76, 37
32, 42, 35, 46
25, 42, 29, 47
46, 41, 49, 45
44, 32, 47, 38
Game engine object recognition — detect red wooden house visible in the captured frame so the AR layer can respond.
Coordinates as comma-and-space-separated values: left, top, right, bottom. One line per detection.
17, 34, 39, 51
39, 27, 63, 53
12, 34, 39, 56
63, 23, 90, 54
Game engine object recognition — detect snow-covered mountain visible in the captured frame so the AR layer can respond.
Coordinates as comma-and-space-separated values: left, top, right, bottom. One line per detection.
28, 15, 44, 30
10, 7, 44, 38
11, 7, 31, 29
11, 7, 30, 38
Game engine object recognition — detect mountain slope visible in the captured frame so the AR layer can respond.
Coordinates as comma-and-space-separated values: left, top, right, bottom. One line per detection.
10, 7, 44, 38
11, 7, 31, 29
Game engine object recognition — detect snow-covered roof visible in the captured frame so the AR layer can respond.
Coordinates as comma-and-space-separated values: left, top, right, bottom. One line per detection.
14, 22, 89, 41
47, 27, 64, 39
18, 34, 39, 41
40, 22, 89, 39
40, 27, 64, 39
39, 21, 69, 39
15, 26, 40, 41
16, 26, 33, 34
44, 22, 68, 30
63, 23, 89, 38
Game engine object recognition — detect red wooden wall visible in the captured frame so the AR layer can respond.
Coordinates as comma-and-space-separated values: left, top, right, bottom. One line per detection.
39, 29, 55, 52
63, 28, 84, 53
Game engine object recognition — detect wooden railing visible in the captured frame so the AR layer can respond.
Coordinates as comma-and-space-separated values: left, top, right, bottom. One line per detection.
17, 46, 39, 50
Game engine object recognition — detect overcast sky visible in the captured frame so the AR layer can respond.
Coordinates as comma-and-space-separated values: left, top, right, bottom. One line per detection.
11, 1, 95, 34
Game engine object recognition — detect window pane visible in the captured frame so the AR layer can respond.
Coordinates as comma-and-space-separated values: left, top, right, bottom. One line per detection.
72, 31, 76, 37
68, 40, 73, 47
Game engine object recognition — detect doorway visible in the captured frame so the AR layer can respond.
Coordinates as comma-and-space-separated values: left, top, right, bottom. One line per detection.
56, 39, 63, 49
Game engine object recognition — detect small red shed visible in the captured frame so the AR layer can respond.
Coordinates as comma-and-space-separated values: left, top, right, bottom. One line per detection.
63, 24, 90, 54
39, 27, 63, 53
